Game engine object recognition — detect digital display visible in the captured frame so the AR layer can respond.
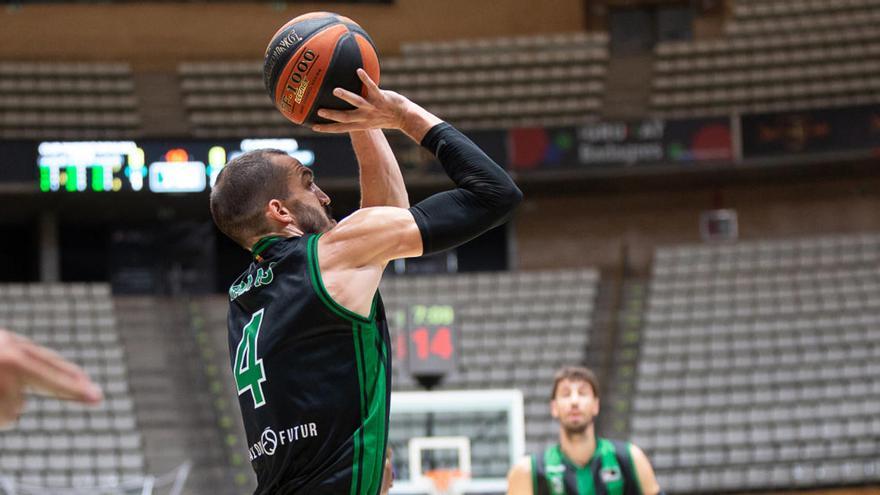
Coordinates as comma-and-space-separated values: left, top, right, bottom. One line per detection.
148, 161, 207, 193
36, 138, 316, 193
2, 129, 500, 189
38, 141, 138, 192
397, 304, 457, 378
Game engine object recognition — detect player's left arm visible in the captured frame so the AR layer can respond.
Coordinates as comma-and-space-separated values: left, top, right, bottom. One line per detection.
630, 444, 662, 495
506, 456, 533, 495
350, 129, 409, 209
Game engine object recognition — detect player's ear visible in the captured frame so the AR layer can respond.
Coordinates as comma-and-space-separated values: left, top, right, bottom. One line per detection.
550, 398, 560, 419
266, 198, 295, 225
592, 398, 600, 416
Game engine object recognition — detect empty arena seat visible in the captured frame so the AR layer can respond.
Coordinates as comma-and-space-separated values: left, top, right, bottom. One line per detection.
384, 33, 608, 129
650, 0, 880, 116
178, 31, 608, 136
0, 62, 141, 139
634, 233, 880, 492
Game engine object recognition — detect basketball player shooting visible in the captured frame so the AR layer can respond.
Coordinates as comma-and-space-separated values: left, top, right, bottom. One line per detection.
210, 68, 522, 494
507, 367, 662, 495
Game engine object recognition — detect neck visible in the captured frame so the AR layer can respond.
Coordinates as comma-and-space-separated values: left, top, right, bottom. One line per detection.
247, 225, 303, 252
558, 423, 596, 467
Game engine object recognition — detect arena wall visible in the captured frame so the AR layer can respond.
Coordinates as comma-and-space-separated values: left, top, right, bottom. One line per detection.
516, 175, 880, 271
0, 0, 585, 69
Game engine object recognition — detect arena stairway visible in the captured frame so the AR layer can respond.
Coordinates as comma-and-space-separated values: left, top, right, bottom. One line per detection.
601, 54, 654, 120
114, 296, 242, 495
596, 280, 648, 441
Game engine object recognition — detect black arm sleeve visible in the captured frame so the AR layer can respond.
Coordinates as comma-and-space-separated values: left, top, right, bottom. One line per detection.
408, 122, 523, 255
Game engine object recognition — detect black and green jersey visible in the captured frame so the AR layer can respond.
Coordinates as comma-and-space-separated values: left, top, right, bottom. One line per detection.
532, 439, 642, 495
226, 234, 390, 495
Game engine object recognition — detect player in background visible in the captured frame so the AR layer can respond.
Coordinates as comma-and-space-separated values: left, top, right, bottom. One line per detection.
381, 447, 394, 495
507, 366, 662, 495
0, 328, 103, 427
210, 68, 522, 494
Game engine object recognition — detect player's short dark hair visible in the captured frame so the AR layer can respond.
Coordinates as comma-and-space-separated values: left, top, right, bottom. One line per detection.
550, 366, 600, 400
210, 149, 293, 248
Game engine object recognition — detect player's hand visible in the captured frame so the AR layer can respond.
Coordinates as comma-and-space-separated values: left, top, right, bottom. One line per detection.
312, 69, 412, 134
0, 329, 103, 427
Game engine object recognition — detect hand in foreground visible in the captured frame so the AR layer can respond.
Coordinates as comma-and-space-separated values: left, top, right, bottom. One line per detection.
312, 69, 442, 142
0, 329, 103, 426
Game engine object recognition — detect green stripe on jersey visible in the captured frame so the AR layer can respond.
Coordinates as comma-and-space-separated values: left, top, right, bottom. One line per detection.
531, 455, 539, 495
358, 321, 388, 494
307, 233, 388, 495
351, 323, 367, 495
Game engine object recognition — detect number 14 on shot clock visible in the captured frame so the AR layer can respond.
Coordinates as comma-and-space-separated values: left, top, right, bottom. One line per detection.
403, 304, 458, 381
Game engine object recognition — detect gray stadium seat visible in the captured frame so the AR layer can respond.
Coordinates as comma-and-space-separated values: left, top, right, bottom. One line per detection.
636, 233, 880, 492
0, 283, 146, 490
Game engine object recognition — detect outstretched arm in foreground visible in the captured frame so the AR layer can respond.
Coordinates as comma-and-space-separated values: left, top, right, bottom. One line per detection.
0, 329, 102, 427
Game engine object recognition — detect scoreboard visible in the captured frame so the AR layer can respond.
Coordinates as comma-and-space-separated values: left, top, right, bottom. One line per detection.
36, 138, 315, 193
0, 129, 505, 191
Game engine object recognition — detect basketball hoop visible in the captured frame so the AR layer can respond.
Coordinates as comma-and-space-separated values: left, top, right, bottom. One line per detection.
424, 469, 468, 495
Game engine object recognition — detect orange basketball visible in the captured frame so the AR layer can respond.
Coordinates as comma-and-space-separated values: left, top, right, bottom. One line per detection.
263, 12, 380, 126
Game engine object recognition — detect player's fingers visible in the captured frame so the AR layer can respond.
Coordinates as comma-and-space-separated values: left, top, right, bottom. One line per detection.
357, 68, 381, 95
0, 395, 24, 428
14, 346, 102, 404
21, 365, 103, 404
311, 122, 373, 133
14, 335, 90, 378
0, 373, 24, 427
3, 332, 91, 389
332, 87, 370, 109
316, 108, 367, 124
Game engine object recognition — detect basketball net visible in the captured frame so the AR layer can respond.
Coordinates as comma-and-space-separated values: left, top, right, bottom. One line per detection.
424, 469, 468, 495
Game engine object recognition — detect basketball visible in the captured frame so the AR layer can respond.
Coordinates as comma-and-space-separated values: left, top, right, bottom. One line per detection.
263, 12, 380, 126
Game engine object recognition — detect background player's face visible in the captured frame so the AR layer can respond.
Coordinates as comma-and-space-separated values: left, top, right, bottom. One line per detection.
550, 378, 600, 434
274, 154, 336, 234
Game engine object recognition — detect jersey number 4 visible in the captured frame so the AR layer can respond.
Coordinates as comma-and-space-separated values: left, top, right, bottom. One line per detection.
234, 309, 267, 408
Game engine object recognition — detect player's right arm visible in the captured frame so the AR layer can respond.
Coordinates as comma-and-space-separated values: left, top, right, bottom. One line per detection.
506, 456, 534, 495
313, 71, 520, 315
315, 69, 522, 270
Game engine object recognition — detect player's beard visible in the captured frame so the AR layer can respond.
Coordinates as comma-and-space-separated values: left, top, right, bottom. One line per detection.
560, 414, 594, 436
290, 199, 336, 234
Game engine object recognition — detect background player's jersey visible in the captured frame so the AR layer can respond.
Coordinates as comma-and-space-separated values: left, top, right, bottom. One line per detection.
532, 439, 642, 495
226, 234, 391, 495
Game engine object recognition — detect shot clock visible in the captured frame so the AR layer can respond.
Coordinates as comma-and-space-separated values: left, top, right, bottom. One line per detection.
397, 304, 458, 387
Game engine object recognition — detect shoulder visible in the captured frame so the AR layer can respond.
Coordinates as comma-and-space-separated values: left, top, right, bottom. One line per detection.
318, 207, 422, 268
625, 442, 661, 495
506, 456, 534, 494
321, 207, 415, 244
626, 443, 652, 469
